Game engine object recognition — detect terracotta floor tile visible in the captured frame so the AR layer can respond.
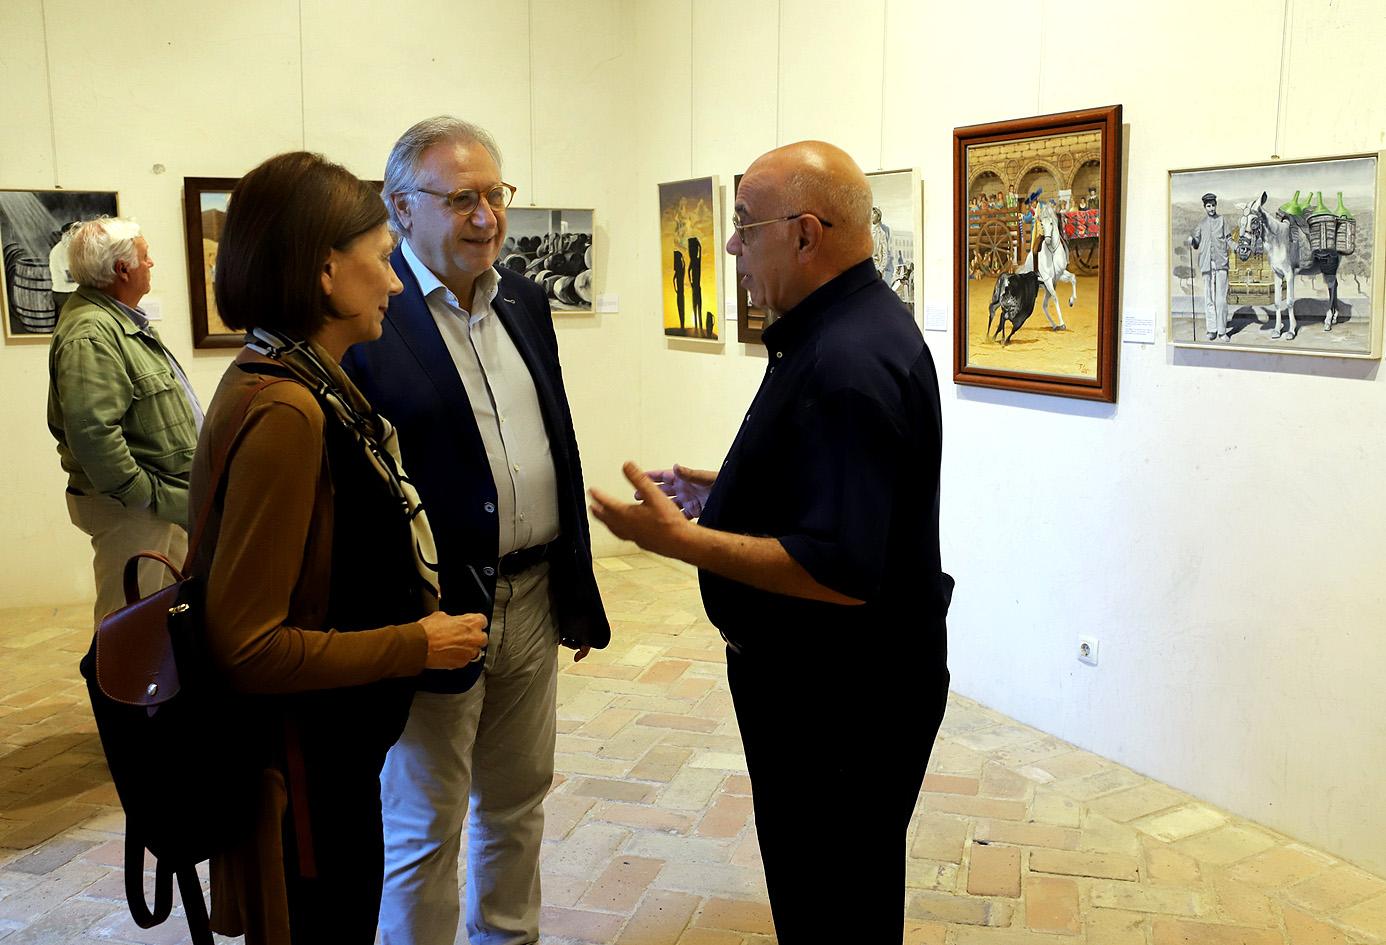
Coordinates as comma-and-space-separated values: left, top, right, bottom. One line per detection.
0, 569, 1384, 945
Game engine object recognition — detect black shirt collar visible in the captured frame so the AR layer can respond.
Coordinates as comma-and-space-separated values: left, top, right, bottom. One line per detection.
761, 258, 879, 350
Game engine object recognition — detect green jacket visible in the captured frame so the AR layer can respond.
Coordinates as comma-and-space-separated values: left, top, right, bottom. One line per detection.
47, 286, 199, 527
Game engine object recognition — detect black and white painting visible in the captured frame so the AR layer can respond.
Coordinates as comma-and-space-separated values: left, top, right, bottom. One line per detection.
1169, 154, 1383, 358
0, 190, 118, 341
866, 168, 922, 318
501, 208, 594, 313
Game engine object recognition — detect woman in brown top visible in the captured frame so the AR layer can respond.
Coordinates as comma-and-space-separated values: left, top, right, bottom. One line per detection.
189, 151, 488, 944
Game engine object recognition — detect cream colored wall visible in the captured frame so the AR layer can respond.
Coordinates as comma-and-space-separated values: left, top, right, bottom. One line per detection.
3, 0, 1385, 876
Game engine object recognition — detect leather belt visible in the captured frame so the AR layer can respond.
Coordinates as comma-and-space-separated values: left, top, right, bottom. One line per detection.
499, 540, 555, 576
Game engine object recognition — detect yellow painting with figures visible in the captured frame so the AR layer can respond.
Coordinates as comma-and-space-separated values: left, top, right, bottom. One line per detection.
658, 176, 722, 344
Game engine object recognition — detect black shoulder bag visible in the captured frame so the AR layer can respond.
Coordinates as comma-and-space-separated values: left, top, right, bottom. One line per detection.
78, 376, 284, 944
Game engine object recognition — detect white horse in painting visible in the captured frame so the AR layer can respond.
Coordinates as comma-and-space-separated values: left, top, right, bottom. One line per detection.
1236, 191, 1342, 340
1016, 202, 1076, 331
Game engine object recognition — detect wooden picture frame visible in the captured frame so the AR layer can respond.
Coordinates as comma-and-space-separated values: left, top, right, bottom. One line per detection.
953, 105, 1122, 402
183, 175, 388, 349
732, 173, 769, 345
1, 189, 119, 344
1167, 152, 1383, 358
182, 176, 240, 348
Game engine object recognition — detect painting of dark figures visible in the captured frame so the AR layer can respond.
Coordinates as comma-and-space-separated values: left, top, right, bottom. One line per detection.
658, 176, 722, 343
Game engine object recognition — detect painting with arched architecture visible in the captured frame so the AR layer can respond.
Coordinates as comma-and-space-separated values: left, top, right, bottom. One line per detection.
953, 106, 1122, 403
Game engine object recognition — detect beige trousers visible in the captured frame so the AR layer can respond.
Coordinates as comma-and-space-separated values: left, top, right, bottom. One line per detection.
66, 491, 188, 628
379, 562, 559, 945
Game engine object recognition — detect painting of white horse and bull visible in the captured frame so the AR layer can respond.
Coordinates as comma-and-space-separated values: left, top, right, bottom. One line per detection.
953, 105, 1122, 403
1168, 154, 1384, 359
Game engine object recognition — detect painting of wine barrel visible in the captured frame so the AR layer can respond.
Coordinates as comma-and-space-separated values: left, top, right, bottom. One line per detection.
0, 189, 118, 341
501, 208, 595, 313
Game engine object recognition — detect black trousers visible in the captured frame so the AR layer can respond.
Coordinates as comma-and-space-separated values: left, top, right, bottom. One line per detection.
283, 686, 411, 944
727, 645, 948, 943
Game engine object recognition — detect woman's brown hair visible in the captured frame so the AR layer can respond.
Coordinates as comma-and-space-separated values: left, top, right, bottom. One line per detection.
215, 151, 386, 338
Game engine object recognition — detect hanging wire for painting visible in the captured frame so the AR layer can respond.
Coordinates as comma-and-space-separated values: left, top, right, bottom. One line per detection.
298, 0, 307, 150
689, 3, 696, 174
41, 0, 60, 186
528, 0, 537, 205
1272, 0, 1293, 160
775, 0, 782, 148
878, 0, 888, 169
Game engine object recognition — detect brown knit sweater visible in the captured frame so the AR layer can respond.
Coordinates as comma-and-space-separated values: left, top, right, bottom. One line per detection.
190, 350, 428, 942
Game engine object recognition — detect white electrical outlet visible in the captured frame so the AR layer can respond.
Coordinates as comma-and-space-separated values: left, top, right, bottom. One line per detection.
1078, 636, 1099, 666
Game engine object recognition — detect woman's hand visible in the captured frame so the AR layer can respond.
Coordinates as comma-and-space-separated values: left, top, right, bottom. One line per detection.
420, 611, 490, 669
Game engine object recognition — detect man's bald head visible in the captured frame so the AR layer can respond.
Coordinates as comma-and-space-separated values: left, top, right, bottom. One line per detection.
745, 142, 874, 256
731, 141, 875, 313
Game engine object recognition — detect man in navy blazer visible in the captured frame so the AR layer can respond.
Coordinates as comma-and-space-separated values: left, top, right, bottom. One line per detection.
342, 116, 609, 945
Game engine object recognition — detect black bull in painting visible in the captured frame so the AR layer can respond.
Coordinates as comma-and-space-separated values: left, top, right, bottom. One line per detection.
987, 271, 1042, 345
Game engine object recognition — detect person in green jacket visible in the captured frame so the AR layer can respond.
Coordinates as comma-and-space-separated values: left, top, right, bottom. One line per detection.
46, 217, 203, 626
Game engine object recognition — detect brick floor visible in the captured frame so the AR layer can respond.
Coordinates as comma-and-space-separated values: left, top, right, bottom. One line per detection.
0, 556, 1384, 943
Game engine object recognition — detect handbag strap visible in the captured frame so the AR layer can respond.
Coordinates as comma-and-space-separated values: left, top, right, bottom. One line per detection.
180, 374, 292, 574
124, 834, 173, 927
121, 552, 185, 607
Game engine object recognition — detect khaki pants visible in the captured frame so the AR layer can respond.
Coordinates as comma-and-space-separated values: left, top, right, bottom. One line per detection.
379, 562, 559, 945
66, 491, 188, 628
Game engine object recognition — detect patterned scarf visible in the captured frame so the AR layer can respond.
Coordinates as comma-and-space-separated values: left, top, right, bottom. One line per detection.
246, 326, 440, 605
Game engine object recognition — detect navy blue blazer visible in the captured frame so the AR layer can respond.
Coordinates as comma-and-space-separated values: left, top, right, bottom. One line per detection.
341, 248, 610, 692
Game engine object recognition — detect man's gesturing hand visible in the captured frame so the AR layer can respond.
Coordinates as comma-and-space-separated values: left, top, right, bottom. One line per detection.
589, 461, 698, 560
643, 464, 716, 520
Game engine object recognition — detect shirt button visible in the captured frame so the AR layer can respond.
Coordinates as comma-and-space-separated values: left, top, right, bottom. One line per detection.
775, 351, 783, 359
482, 566, 496, 577
744, 414, 751, 423
769, 367, 775, 374
483, 502, 496, 513
513, 464, 520, 472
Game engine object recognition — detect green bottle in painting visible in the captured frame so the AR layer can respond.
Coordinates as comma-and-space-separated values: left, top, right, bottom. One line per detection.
1278, 190, 1306, 216
1314, 191, 1328, 213
1334, 191, 1354, 219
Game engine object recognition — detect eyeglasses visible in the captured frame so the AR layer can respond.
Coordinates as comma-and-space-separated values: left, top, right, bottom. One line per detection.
731, 211, 833, 240
406, 182, 517, 215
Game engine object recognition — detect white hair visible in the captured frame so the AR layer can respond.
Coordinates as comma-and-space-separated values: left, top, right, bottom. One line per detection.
62, 216, 142, 289
382, 116, 504, 232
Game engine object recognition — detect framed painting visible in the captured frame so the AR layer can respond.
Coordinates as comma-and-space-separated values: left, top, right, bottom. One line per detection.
1, 189, 119, 343
502, 207, 594, 313
658, 175, 724, 344
182, 177, 240, 348
1168, 153, 1383, 358
953, 105, 1122, 402
866, 167, 923, 320
732, 173, 770, 345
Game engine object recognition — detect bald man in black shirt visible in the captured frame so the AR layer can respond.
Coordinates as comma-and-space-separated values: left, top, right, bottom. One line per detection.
590, 141, 952, 943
